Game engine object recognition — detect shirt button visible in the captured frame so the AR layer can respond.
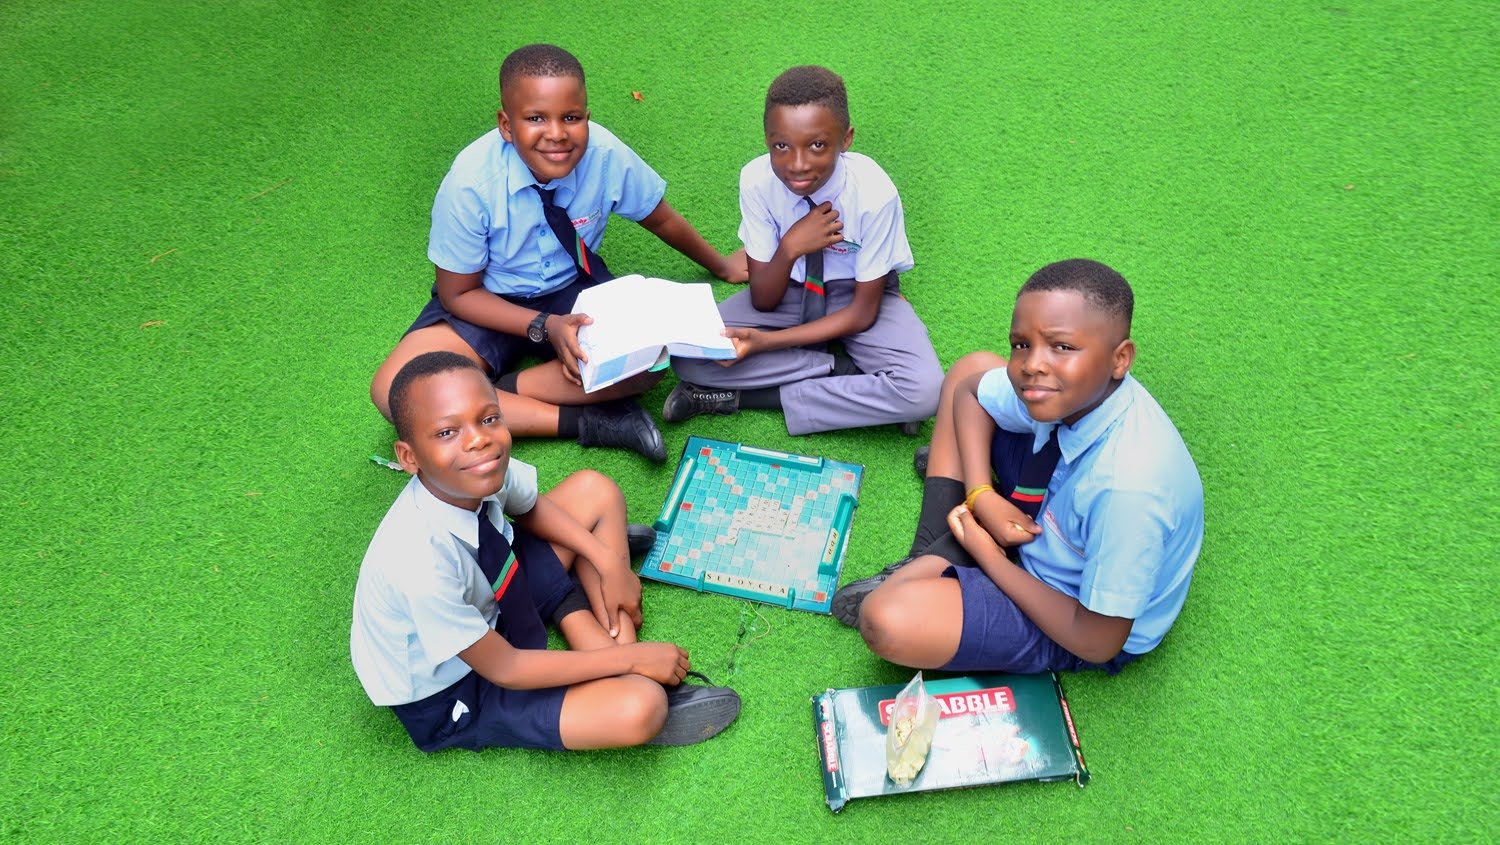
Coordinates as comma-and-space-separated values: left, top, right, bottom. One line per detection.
544, 261, 551, 268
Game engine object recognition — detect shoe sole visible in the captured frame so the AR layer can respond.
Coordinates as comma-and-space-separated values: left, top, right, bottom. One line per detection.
648, 688, 742, 746
830, 582, 876, 628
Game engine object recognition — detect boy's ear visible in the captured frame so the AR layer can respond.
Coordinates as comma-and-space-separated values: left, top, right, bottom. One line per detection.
842, 125, 855, 152
496, 109, 512, 142
1111, 338, 1137, 379
393, 439, 420, 476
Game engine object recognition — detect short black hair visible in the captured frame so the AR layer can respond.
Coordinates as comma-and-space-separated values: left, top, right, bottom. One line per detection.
1019, 259, 1134, 332
499, 43, 585, 99
388, 351, 486, 442
765, 65, 849, 129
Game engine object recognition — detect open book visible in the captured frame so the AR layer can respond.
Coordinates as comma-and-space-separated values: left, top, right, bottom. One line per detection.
571, 275, 737, 392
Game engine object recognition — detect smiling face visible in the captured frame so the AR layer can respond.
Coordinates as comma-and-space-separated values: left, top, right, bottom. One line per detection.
1007, 289, 1136, 425
764, 103, 853, 197
498, 73, 590, 184
393, 368, 513, 511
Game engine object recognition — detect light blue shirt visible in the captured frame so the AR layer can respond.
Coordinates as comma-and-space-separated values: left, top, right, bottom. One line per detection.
428, 123, 667, 298
976, 370, 1204, 654
350, 461, 539, 706
738, 151, 914, 284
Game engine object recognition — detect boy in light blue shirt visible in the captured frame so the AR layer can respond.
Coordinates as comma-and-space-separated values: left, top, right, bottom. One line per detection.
370, 44, 746, 462
833, 259, 1204, 674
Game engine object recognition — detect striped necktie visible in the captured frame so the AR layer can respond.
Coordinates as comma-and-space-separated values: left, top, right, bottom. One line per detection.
800, 196, 828, 325
1008, 427, 1062, 519
477, 501, 546, 650
533, 185, 612, 283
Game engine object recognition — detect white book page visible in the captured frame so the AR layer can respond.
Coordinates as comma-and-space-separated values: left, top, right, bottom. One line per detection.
574, 275, 734, 360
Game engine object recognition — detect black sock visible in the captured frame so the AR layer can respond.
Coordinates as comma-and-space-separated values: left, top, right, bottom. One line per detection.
739, 386, 782, 410
493, 371, 520, 393
557, 406, 581, 439
830, 353, 863, 377
922, 532, 973, 567
911, 476, 964, 556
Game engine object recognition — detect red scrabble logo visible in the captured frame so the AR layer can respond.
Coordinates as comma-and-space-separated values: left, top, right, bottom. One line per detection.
877, 686, 1016, 725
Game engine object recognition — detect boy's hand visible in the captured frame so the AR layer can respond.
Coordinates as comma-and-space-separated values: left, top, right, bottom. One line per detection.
717, 247, 750, 284
591, 559, 643, 637
970, 491, 1043, 547
720, 327, 766, 364
949, 504, 1039, 558
781, 201, 843, 259
546, 313, 593, 385
624, 642, 690, 685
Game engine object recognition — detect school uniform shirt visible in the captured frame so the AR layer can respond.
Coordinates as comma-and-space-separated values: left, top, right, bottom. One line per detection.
428, 123, 667, 299
350, 459, 540, 706
738, 151, 914, 284
976, 371, 1205, 655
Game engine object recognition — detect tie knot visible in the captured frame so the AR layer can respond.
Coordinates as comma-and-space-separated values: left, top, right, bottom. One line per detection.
533, 185, 557, 206
803, 196, 815, 210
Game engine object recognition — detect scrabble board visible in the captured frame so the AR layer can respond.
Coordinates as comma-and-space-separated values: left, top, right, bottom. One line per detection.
641, 436, 863, 614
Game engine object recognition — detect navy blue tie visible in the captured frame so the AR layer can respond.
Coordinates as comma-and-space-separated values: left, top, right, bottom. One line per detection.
477, 501, 547, 650
1007, 427, 1062, 519
800, 196, 827, 325
532, 186, 612, 283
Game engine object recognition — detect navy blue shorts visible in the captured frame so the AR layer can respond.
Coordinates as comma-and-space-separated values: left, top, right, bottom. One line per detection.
405, 275, 604, 377
389, 527, 576, 752
939, 429, 1142, 675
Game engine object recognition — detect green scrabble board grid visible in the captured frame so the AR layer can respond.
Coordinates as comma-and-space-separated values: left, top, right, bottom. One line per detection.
640, 436, 863, 614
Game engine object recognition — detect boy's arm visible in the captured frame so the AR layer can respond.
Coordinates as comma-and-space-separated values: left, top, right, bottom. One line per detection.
434, 267, 592, 372
637, 199, 748, 282
722, 268, 884, 359
947, 507, 1132, 663
954, 371, 1044, 545
512, 496, 642, 634
458, 628, 688, 689
743, 200, 842, 311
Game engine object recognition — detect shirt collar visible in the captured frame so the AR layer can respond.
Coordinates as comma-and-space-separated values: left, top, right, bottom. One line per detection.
1055, 373, 1138, 463
406, 474, 500, 548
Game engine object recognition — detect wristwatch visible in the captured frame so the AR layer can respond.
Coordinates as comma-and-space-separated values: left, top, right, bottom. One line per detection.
526, 312, 551, 344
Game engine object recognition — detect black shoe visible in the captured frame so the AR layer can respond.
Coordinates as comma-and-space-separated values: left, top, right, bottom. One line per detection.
648, 671, 742, 746
661, 382, 739, 423
578, 400, 666, 462
627, 523, 657, 558
898, 419, 925, 436
913, 445, 930, 478
830, 556, 916, 628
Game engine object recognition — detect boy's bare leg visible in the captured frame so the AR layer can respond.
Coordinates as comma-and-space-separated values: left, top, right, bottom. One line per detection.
558, 674, 669, 749
514, 360, 664, 405
925, 350, 1008, 480
857, 555, 963, 668
370, 323, 562, 436
544, 470, 641, 637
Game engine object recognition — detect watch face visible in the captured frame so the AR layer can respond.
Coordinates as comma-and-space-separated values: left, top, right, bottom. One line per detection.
528, 316, 546, 343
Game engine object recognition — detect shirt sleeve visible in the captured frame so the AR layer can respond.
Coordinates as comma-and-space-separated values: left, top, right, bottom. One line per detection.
597, 131, 666, 222
404, 542, 491, 664
1076, 487, 1175, 620
975, 368, 1035, 434
499, 459, 540, 517
737, 162, 781, 264
852, 191, 914, 281
427, 165, 493, 274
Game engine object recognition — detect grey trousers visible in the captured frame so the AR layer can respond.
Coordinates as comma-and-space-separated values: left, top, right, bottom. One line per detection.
672, 277, 942, 435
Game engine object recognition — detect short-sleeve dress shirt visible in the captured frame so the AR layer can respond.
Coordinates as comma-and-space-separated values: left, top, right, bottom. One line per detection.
975, 371, 1205, 654
428, 123, 667, 298
350, 459, 540, 706
737, 151, 913, 284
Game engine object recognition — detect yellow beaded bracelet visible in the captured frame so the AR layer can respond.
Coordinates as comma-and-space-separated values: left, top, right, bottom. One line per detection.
964, 484, 995, 510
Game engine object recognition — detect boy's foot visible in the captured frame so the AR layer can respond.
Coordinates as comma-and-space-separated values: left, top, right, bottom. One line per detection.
626, 523, 657, 557
661, 382, 739, 423
913, 445, 930, 478
831, 556, 916, 627
648, 671, 742, 746
898, 419, 925, 436
578, 400, 666, 463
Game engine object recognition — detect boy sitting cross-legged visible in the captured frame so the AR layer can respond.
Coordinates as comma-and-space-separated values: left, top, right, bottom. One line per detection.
352, 351, 740, 751
664, 65, 941, 435
832, 260, 1204, 675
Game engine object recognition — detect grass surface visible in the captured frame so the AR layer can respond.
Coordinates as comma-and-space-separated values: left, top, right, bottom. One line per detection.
2, 1, 1496, 841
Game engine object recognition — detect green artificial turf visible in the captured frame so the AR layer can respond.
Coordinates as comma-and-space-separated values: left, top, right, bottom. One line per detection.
2, 1, 1496, 841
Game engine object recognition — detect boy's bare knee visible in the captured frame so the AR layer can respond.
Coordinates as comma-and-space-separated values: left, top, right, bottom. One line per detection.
566, 469, 624, 505
949, 350, 1007, 383
614, 678, 668, 745
858, 588, 915, 662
